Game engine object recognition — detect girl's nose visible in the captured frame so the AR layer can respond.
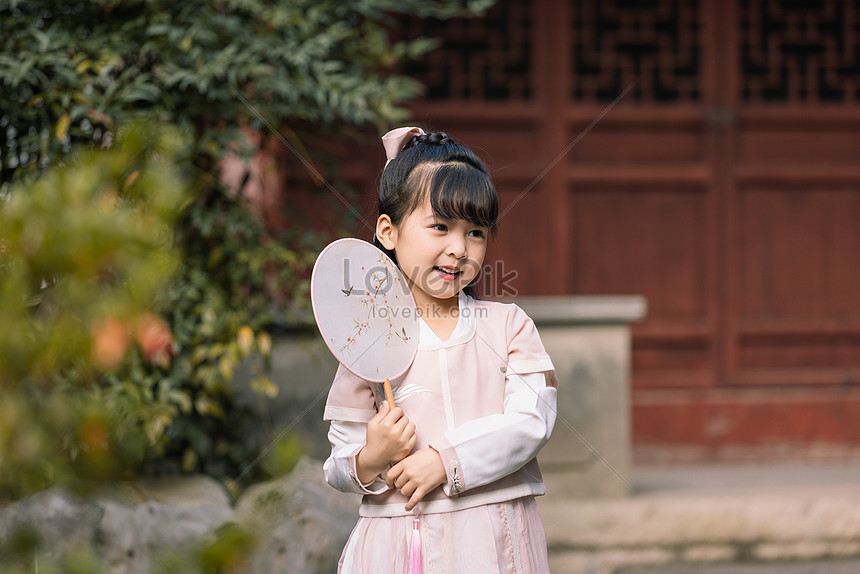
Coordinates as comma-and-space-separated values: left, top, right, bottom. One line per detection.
447, 235, 467, 258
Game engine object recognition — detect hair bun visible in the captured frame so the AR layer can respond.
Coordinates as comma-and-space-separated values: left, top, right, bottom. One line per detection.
405, 131, 452, 149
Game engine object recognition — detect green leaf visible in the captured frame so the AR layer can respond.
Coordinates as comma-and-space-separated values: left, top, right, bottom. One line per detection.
0, 0, 496, 496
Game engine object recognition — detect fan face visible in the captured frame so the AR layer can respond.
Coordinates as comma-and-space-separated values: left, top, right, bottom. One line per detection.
311, 238, 419, 382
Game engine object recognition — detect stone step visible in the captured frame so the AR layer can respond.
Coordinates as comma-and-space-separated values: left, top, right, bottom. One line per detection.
538, 463, 860, 574
617, 558, 860, 574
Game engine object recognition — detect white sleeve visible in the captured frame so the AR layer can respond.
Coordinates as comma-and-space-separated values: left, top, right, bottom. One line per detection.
429, 370, 557, 495
322, 420, 391, 495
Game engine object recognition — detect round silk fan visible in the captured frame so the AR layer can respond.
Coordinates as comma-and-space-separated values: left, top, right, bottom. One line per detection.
310, 238, 419, 407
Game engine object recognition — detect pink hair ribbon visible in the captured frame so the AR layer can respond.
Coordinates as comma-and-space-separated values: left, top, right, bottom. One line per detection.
382, 126, 426, 167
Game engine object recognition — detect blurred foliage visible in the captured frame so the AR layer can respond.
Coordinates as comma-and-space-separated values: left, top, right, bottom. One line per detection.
0, 125, 186, 496
0, 1, 498, 571
0, 516, 260, 574
0, 0, 494, 501
0, 0, 493, 184
1, 540, 102, 574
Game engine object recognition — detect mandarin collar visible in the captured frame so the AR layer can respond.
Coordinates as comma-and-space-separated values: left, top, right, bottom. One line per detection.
417, 290, 477, 350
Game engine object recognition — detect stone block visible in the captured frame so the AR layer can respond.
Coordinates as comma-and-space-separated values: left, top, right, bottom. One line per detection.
235, 457, 360, 574
519, 296, 646, 499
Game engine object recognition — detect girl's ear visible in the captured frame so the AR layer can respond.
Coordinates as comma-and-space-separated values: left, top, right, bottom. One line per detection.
376, 214, 397, 250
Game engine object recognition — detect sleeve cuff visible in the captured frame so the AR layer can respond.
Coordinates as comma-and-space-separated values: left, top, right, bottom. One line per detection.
324, 405, 377, 423
505, 357, 554, 376
347, 445, 390, 495
429, 436, 464, 496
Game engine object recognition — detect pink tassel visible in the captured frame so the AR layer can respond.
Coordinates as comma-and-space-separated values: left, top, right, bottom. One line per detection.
408, 516, 422, 574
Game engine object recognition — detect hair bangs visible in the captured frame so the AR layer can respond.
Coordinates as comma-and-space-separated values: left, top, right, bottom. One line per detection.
412, 162, 499, 232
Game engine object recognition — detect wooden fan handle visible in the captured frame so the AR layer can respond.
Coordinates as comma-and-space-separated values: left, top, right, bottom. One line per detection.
383, 378, 395, 410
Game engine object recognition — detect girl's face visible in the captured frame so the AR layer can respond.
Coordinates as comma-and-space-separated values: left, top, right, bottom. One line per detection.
377, 196, 488, 309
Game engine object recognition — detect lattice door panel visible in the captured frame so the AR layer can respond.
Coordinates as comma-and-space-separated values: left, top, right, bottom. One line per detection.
741, 0, 860, 104
571, 0, 702, 104
399, 0, 534, 101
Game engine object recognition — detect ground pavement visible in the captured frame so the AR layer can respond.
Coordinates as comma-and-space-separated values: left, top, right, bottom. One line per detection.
537, 462, 860, 574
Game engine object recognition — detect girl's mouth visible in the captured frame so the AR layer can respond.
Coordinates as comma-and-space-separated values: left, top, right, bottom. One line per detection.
434, 266, 461, 281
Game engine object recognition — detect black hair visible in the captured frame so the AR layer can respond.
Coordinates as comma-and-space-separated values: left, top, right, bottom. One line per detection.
373, 131, 499, 298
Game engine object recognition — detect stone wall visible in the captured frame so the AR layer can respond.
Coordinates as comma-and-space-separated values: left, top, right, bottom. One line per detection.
511, 295, 646, 499
0, 459, 359, 573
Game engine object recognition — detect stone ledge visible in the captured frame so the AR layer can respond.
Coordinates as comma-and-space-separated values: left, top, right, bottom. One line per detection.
504, 295, 647, 325
539, 482, 860, 573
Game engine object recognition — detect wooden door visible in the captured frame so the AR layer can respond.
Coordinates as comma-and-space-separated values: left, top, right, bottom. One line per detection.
395, 0, 860, 458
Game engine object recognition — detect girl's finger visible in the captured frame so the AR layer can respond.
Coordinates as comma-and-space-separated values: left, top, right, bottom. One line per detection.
384, 406, 403, 423
382, 406, 403, 426
392, 417, 415, 441
405, 488, 424, 511
403, 434, 417, 454
385, 462, 402, 488
399, 480, 416, 498
373, 401, 390, 421
395, 471, 410, 489
391, 415, 407, 433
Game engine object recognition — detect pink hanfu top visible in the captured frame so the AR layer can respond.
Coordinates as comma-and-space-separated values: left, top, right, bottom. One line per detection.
323, 291, 558, 518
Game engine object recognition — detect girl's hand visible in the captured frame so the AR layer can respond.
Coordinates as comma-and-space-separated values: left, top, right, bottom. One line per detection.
356, 402, 417, 485
386, 448, 446, 511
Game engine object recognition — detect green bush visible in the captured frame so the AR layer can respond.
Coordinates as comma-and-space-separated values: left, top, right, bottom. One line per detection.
0, 0, 493, 495
0, 125, 187, 497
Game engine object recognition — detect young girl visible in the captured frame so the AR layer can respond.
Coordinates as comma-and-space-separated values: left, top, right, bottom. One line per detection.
323, 127, 558, 573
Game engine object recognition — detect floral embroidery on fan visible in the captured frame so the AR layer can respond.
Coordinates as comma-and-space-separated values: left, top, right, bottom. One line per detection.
339, 318, 371, 353
338, 254, 407, 353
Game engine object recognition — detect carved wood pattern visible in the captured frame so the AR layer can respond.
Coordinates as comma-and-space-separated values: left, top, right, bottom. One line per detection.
741, 0, 860, 103
399, 0, 533, 101
571, 0, 702, 103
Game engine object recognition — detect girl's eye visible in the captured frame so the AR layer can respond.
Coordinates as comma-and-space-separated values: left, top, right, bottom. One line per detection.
431, 223, 448, 232
469, 229, 486, 238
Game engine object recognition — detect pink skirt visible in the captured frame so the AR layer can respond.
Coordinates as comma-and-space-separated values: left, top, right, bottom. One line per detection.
338, 497, 550, 574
